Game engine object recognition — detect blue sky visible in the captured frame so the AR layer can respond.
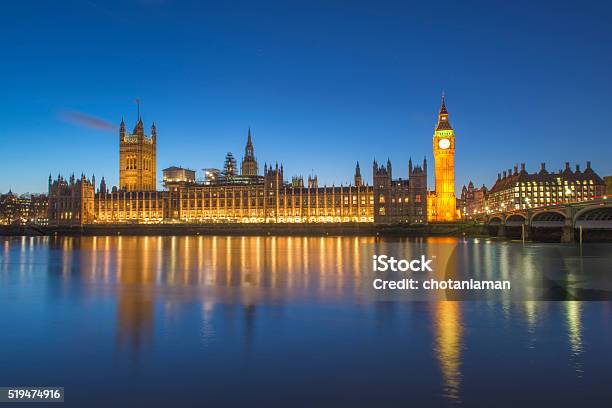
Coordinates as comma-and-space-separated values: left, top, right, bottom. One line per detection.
1, 0, 611, 193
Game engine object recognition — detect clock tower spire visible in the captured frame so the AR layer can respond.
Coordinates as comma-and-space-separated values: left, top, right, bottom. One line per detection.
436, 94, 453, 131
430, 94, 457, 222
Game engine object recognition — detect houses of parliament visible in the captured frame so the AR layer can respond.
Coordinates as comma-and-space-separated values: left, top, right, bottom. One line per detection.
48, 98, 458, 225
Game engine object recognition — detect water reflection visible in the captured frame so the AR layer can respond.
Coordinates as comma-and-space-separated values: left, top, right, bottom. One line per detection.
0, 236, 611, 406
69, 236, 385, 354
114, 237, 155, 352
434, 301, 463, 403
565, 301, 584, 377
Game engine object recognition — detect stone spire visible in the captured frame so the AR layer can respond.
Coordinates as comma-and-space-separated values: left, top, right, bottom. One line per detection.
436, 93, 453, 131
241, 128, 258, 176
354, 161, 362, 187
247, 127, 253, 150
120, 116, 126, 141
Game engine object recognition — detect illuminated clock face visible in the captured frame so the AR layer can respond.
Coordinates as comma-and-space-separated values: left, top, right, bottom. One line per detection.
438, 138, 451, 150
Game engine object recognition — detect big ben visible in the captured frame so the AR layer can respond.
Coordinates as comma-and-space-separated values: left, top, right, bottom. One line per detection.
431, 94, 456, 221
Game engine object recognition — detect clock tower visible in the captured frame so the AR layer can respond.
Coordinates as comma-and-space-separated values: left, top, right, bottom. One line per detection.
431, 95, 456, 221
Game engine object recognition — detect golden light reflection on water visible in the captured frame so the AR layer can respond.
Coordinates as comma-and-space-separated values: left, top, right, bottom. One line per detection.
434, 301, 463, 403
0, 236, 606, 387
565, 301, 584, 377
524, 301, 538, 336
423, 238, 464, 402
71, 236, 377, 351
2, 240, 9, 274
114, 236, 156, 351
80, 235, 380, 293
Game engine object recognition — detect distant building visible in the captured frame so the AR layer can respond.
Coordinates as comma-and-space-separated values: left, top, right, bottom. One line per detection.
460, 182, 487, 218
163, 166, 196, 188
0, 191, 19, 224
0, 191, 48, 225
203, 168, 222, 185
485, 162, 604, 213
28, 194, 48, 225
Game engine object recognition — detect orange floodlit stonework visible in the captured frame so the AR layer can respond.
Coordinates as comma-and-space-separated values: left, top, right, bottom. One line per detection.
429, 95, 457, 222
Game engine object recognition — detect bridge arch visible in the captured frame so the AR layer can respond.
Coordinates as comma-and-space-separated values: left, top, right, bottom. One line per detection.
487, 216, 503, 225
574, 204, 612, 230
530, 209, 567, 223
505, 213, 527, 226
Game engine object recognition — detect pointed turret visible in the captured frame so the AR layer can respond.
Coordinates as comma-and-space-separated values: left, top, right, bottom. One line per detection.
133, 99, 144, 136
100, 176, 107, 194
241, 127, 258, 176
354, 161, 362, 187
436, 94, 453, 131
247, 127, 253, 149
307, 174, 318, 189
133, 117, 144, 136
440, 93, 448, 114
120, 117, 126, 141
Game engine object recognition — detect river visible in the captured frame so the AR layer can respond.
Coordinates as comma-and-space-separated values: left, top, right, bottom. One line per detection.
1, 236, 611, 407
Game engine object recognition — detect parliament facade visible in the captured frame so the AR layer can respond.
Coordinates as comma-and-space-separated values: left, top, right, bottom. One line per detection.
48, 116, 430, 225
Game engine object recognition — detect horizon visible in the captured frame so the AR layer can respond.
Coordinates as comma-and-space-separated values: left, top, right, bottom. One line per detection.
2, 0, 611, 194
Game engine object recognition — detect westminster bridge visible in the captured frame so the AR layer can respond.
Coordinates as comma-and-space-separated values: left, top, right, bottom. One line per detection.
473, 198, 612, 242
